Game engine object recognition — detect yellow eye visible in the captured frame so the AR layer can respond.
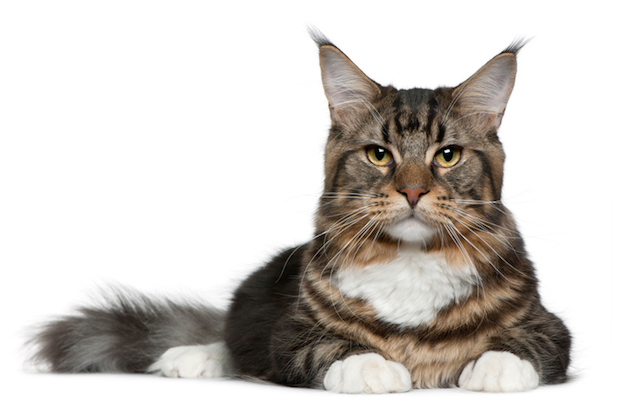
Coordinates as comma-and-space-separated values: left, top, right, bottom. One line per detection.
434, 146, 462, 168
366, 146, 393, 167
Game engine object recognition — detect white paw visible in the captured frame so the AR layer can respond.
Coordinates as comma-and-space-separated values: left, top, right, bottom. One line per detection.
458, 351, 539, 392
148, 342, 232, 378
323, 353, 412, 394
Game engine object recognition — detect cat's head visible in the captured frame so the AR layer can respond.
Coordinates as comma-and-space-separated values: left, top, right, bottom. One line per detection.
313, 34, 524, 266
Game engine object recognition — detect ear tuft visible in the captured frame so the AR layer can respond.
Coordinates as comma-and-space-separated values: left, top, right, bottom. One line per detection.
308, 27, 333, 48
501, 38, 529, 57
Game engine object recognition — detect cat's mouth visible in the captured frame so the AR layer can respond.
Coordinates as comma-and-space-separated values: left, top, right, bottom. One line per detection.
383, 212, 436, 244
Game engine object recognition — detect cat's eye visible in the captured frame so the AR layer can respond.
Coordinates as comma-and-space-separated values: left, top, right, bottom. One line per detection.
434, 146, 462, 168
366, 146, 394, 167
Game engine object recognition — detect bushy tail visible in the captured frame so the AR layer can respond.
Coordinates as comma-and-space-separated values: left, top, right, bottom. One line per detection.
28, 287, 225, 373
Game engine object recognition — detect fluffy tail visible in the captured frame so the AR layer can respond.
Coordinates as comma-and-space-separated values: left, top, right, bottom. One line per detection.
28, 287, 225, 373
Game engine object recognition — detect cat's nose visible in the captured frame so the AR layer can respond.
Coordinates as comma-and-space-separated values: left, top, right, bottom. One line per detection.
399, 187, 428, 208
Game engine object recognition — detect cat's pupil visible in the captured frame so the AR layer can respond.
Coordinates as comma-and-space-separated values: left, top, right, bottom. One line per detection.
442, 148, 454, 162
375, 148, 386, 160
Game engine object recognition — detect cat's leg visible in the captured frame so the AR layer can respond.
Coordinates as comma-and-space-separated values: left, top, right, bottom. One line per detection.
275, 341, 412, 394
269, 319, 411, 393
148, 342, 233, 378
459, 310, 570, 392
323, 353, 412, 394
458, 351, 539, 392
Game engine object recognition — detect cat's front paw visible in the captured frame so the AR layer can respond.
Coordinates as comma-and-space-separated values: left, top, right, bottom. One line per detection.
458, 351, 539, 392
148, 342, 232, 378
323, 353, 412, 394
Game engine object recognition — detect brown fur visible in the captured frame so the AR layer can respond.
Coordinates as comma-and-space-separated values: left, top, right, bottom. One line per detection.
252, 37, 571, 389
30, 36, 570, 392
299, 237, 533, 388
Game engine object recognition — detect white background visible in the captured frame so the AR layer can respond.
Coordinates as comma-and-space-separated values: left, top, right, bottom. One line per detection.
1, 1, 617, 403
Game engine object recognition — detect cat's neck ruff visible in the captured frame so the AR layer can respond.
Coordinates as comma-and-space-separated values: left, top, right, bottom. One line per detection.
335, 244, 478, 328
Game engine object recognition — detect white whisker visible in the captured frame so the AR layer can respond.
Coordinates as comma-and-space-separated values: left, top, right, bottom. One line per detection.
441, 221, 488, 335
451, 216, 532, 281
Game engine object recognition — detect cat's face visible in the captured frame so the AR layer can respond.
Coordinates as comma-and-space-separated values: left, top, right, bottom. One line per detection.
314, 39, 519, 265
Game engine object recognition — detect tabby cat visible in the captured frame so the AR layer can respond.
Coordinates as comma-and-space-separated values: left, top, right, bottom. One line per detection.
29, 33, 571, 393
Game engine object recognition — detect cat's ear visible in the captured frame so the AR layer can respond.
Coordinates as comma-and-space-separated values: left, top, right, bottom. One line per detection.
314, 38, 382, 125
453, 42, 525, 131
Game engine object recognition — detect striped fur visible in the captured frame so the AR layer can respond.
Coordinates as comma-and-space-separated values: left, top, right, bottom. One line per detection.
226, 37, 570, 389
29, 36, 570, 392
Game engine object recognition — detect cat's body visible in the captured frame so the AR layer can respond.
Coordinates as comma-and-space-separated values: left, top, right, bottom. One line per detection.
29, 34, 571, 393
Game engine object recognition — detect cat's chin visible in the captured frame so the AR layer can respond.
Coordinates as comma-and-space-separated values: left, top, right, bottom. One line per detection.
384, 215, 436, 244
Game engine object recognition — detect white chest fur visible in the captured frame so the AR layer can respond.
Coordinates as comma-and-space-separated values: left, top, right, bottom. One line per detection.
335, 248, 477, 328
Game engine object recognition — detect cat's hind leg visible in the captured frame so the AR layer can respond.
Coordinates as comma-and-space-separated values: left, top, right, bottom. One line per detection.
148, 342, 233, 378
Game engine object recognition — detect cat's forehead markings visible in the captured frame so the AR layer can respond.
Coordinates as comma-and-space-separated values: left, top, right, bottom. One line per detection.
380, 122, 391, 145
389, 89, 438, 144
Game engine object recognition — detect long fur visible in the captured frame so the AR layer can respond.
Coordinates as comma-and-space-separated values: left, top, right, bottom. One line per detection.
28, 287, 224, 373
27, 36, 571, 392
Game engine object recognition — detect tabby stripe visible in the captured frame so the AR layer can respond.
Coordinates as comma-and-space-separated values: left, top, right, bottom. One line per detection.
465, 185, 483, 202
331, 150, 356, 187
429, 165, 454, 192
424, 96, 439, 136
304, 274, 420, 341
393, 112, 403, 135
472, 149, 498, 199
391, 95, 403, 136
406, 115, 420, 134
435, 122, 446, 144
416, 318, 491, 343
381, 122, 391, 144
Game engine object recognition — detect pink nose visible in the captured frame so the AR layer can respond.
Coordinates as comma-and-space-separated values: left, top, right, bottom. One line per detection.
399, 187, 428, 208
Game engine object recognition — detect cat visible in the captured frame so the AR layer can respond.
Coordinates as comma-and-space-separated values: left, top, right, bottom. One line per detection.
28, 32, 571, 393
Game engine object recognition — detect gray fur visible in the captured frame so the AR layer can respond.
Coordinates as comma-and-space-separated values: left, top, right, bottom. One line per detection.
28, 286, 224, 373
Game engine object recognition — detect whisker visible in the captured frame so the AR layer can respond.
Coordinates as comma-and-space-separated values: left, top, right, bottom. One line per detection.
451, 216, 533, 281
295, 208, 371, 310
319, 216, 382, 323
322, 191, 380, 197
442, 204, 516, 235
333, 219, 384, 319
448, 217, 522, 285
450, 199, 510, 216
441, 221, 488, 335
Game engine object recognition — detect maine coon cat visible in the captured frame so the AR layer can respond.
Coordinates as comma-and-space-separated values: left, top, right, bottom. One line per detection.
29, 33, 571, 393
